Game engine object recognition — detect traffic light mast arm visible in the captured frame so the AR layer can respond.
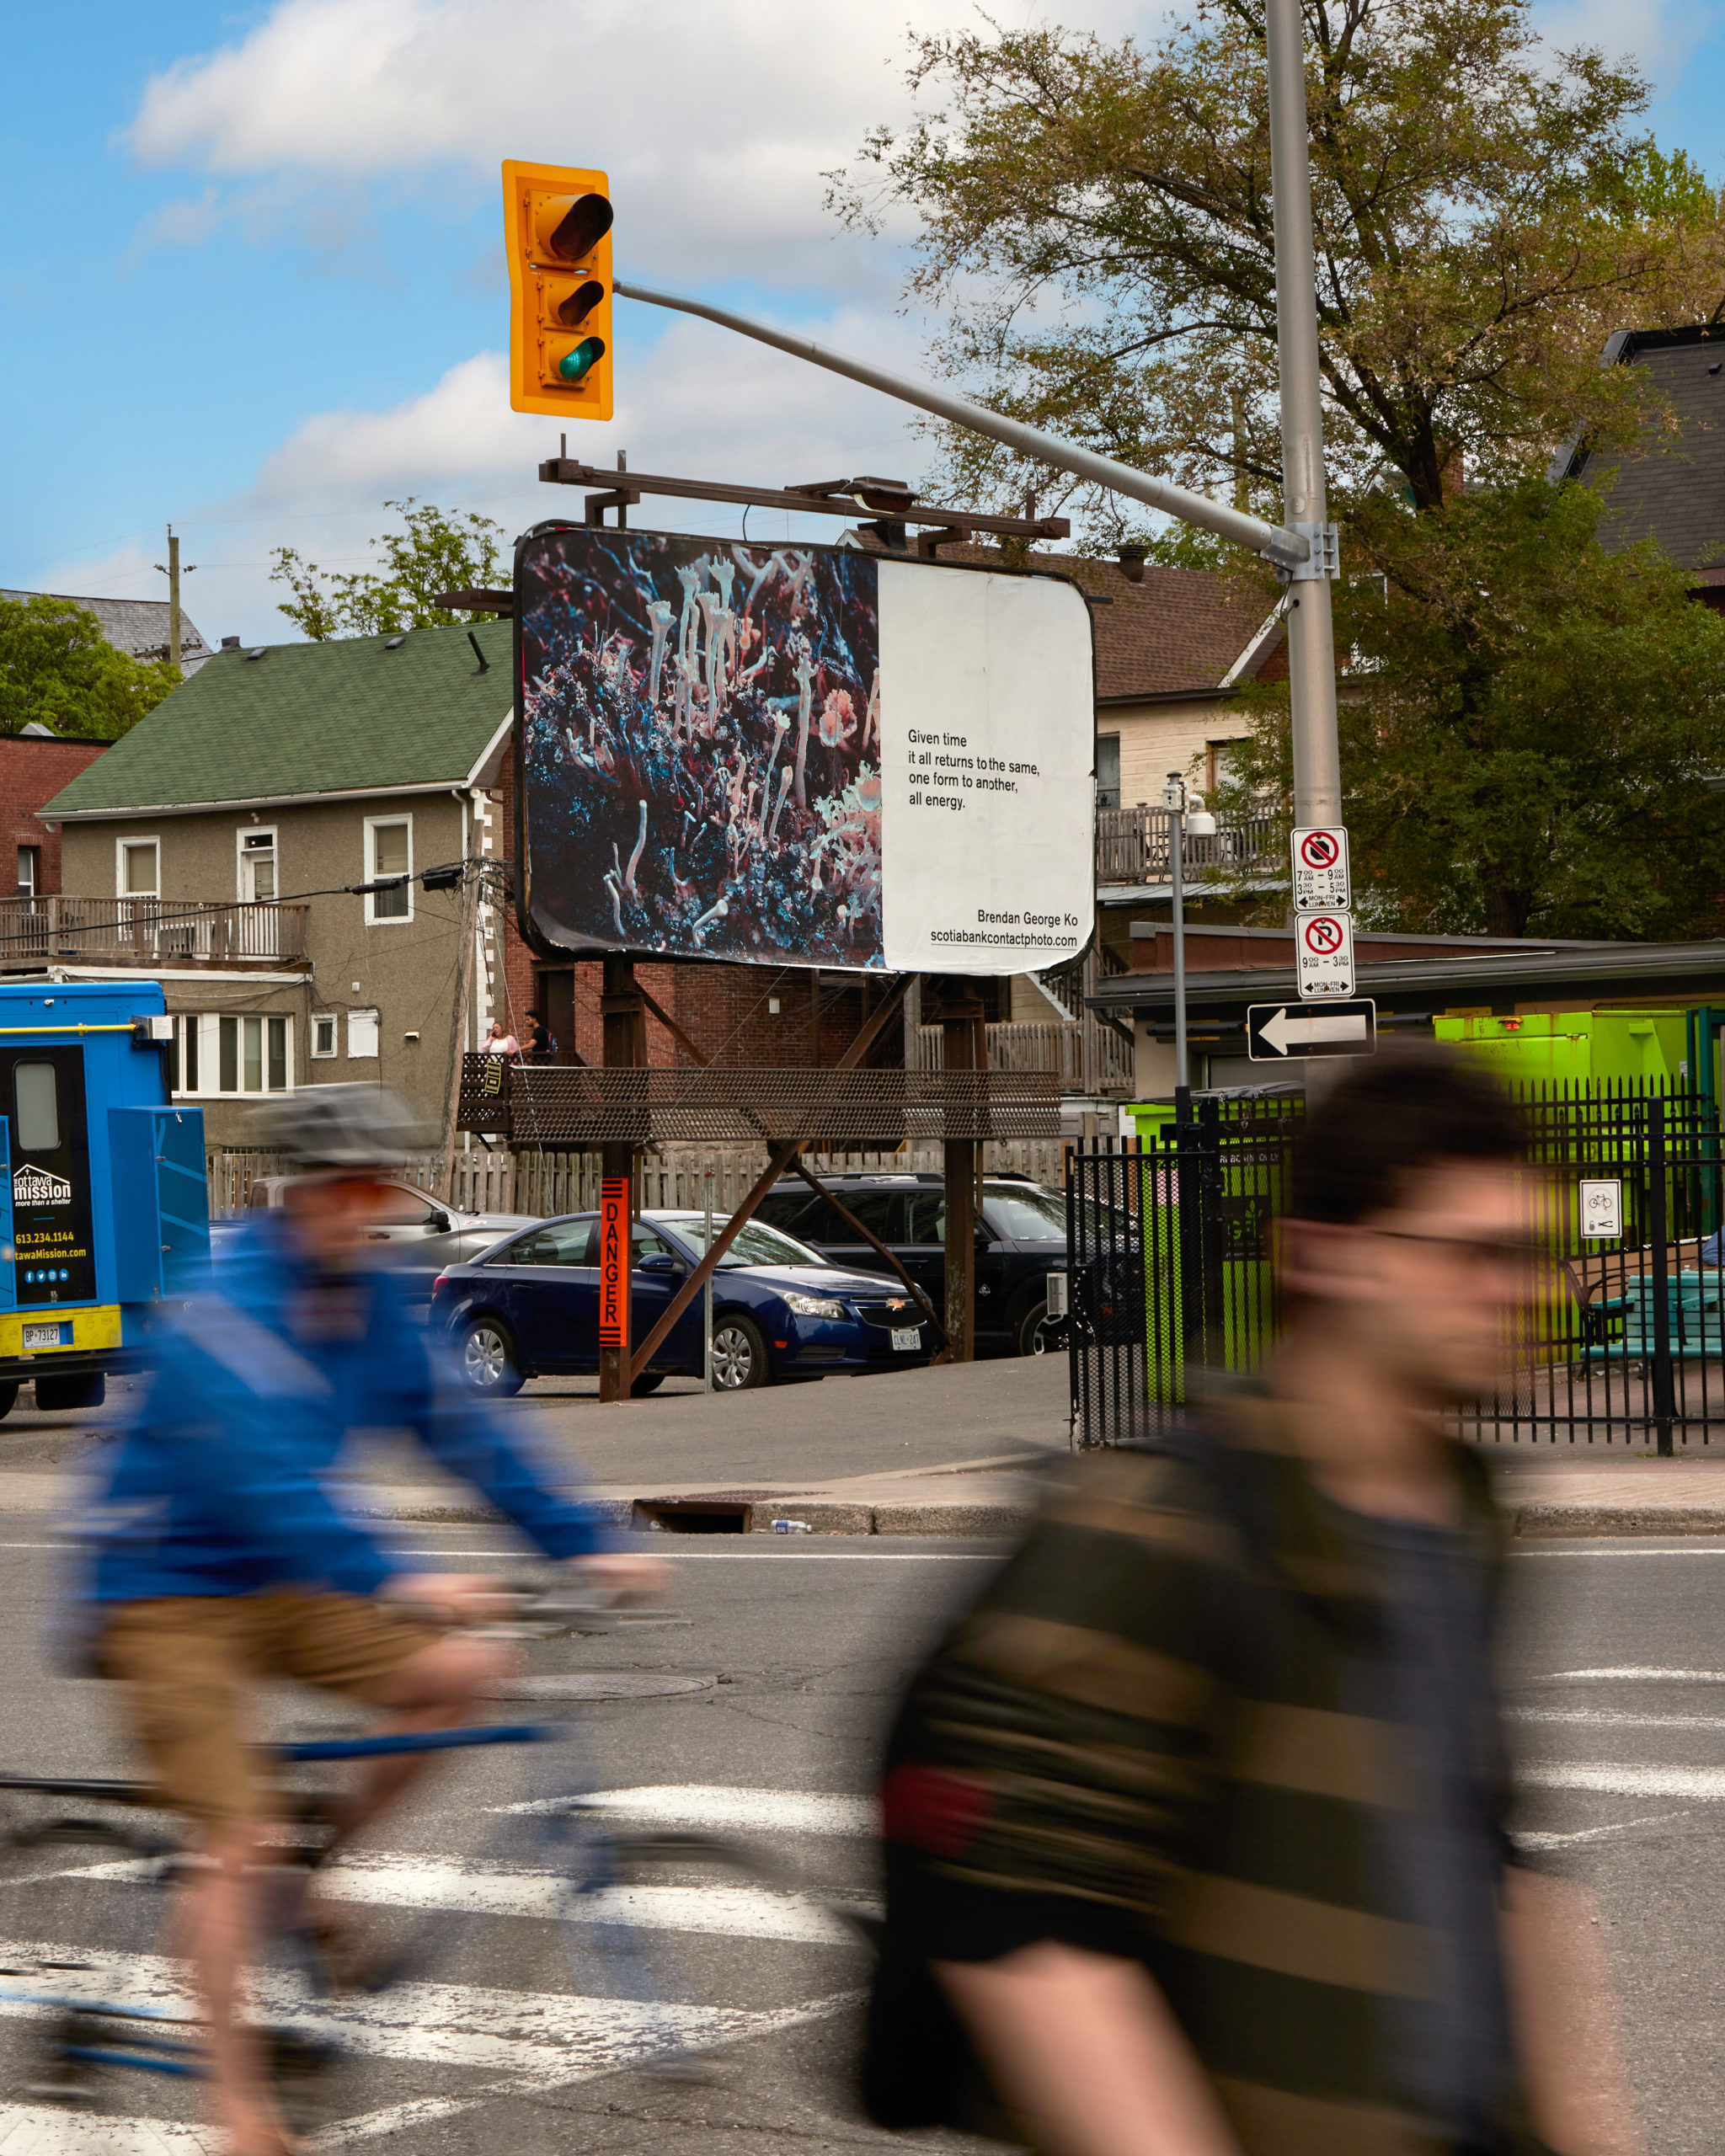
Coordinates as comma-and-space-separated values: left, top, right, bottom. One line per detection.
612, 276, 1310, 574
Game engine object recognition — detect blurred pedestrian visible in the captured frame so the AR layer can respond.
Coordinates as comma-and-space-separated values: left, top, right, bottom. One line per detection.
482, 1019, 519, 1058
865, 1049, 1642, 2156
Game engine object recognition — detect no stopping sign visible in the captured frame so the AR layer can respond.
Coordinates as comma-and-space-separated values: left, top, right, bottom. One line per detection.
1291, 825, 1350, 911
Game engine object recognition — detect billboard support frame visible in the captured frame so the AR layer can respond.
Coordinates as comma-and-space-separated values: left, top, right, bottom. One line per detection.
624, 973, 915, 1391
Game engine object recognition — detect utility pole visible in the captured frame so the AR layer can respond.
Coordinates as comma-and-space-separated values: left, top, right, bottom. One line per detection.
154, 527, 195, 673
941, 985, 986, 1363
166, 529, 181, 671
599, 953, 646, 1402
1265, 0, 1343, 830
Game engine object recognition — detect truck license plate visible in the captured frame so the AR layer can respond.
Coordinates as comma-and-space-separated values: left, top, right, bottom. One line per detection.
23, 1324, 62, 1351
890, 1326, 921, 1352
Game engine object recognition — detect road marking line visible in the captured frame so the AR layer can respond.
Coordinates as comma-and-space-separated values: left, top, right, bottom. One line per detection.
1514, 1810, 1693, 1851
1512, 1549, 1725, 1560
494, 1785, 876, 1836
1518, 1762, 1725, 1800
0, 1935, 833, 2079
1537, 1667, 1725, 1682
62, 1854, 862, 1945
1508, 1707, 1725, 1730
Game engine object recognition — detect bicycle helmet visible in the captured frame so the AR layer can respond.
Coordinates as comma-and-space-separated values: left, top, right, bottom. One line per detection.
252, 1084, 425, 1171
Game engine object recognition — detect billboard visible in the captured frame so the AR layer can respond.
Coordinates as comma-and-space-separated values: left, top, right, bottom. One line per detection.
514, 525, 1096, 975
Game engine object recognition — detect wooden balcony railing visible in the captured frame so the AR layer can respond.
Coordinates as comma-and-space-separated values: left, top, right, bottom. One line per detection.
0, 898, 310, 968
914, 1018, 1134, 1096
1096, 803, 1279, 886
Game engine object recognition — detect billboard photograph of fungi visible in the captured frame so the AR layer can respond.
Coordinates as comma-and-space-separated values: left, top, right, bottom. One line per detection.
516, 526, 884, 969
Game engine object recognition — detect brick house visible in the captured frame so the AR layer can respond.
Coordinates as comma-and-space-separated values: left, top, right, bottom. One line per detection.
0, 732, 109, 898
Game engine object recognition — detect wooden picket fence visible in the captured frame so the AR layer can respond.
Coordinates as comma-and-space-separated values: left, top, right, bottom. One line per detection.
209, 1139, 1071, 1220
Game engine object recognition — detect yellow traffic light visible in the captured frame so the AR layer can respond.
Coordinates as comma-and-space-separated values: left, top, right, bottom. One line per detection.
503, 161, 614, 419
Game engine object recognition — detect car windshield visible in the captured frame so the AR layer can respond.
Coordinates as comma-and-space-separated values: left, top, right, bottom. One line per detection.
983, 1186, 1069, 1241
674, 1217, 825, 1269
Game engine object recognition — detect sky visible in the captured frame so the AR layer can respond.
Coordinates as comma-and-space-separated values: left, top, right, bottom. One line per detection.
2, 0, 1722, 651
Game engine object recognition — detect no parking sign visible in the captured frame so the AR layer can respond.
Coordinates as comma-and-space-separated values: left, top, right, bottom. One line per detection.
1296, 910, 1355, 999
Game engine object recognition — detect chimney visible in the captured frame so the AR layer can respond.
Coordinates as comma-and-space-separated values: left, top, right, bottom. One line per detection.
1116, 546, 1146, 584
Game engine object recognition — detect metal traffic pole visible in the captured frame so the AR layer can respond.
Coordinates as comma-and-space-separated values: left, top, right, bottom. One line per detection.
702, 1166, 714, 1394
1264, 0, 1343, 829
1165, 775, 1189, 1115
1162, 774, 1217, 1113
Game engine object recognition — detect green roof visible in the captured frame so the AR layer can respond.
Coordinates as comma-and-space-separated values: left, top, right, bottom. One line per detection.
41, 618, 515, 818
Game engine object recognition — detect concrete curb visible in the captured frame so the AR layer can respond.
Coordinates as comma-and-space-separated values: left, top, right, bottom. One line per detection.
356, 1494, 1033, 1538
1512, 1504, 1725, 1539
362, 1493, 1725, 1542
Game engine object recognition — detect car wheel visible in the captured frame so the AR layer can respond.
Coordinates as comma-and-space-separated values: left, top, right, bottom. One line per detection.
462, 1318, 524, 1396
1016, 1299, 1058, 1357
710, 1314, 769, 1390
630, 1371, 667, 1396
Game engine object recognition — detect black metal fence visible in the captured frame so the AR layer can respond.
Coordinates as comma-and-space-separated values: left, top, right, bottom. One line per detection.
1065, 1081, 1725, 1451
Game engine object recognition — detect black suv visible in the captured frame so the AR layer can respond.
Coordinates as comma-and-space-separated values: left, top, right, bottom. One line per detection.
753, 1171, 1067, 1357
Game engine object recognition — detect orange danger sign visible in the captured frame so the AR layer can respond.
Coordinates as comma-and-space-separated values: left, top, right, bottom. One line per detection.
598, 1178, 630, 1348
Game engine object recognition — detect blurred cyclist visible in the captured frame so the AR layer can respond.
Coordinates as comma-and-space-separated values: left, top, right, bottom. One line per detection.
73, 1086, 660, 2156
867, 1049, 1642, 2156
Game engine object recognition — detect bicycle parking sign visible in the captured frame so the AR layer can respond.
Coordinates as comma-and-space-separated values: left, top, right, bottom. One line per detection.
1291, 825, 1350, 912
1296, 909, 1355, 999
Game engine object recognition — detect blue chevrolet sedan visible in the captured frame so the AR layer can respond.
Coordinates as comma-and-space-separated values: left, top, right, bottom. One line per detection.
430, 1209, 937, 1394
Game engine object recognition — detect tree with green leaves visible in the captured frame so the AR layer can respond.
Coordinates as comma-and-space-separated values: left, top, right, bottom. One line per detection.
0, 595, 179, 740
831, 0, 1725, 538
270, 499, 506, 640
1215, 479, 1725, 939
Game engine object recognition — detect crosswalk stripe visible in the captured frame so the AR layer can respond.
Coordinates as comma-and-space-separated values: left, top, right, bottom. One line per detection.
497, 1785, 877, 1836
1518, 1760, 1725, 1800
0, 1935, 843, 2079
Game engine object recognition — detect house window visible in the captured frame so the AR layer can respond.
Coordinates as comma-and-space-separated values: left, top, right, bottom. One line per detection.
365, 817, 412, 923
238, 827, 277, 903
16, 847, 39, 898
118, 838, 159, 898
311, 1014, 339, 1059
197, 1013, 292, 1097
348, 1009, 381, 1059
1206, 738, 1247, 796
1096, 734, 1121, 810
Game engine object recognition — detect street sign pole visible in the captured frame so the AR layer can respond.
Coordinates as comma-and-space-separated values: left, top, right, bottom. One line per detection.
1266, 0, 1343, 830
1170, 792, 1188, 1113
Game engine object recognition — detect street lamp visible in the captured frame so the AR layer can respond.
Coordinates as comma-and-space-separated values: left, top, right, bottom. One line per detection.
1162, 771, 1216, 1113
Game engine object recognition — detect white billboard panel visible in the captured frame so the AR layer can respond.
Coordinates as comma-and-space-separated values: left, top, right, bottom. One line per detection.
515, 526, 1094, 975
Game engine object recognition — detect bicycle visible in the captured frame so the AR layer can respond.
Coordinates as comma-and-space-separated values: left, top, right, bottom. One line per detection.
0, 1587, 868, 2149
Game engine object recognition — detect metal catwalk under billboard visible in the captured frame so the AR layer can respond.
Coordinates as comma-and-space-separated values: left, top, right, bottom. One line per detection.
514, 525, 1095, 975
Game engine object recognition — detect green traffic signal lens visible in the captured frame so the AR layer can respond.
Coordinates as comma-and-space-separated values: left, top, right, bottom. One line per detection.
558, 337, 606, 383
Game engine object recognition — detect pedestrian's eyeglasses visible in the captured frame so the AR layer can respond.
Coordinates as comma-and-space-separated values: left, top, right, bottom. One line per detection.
1365, 1227, 1543, 1269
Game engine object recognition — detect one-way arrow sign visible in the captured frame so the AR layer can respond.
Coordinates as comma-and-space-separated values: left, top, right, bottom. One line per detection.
1247, 998, 1376, 1061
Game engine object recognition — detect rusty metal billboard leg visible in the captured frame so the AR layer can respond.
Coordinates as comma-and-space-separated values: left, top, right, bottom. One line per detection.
599, 953, 646, 1403
943, 993, 986, 1363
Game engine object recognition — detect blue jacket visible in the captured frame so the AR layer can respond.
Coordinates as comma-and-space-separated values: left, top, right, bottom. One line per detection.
78, 1213, 608, 1606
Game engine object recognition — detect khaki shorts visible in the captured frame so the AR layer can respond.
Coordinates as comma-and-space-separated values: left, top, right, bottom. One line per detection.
98, 1593, 435, 1833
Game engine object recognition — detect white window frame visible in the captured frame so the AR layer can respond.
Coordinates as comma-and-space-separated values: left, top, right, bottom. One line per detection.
169, 1012, 295, 1097
310, 1012, 339, 1059
17, 846, 39, 899
347, 1008, 381, 1059
115, 835, 160, 899
363, 814, 414, 925
237, 825, 279, 904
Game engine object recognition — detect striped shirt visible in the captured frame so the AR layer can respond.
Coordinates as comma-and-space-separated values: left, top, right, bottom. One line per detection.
867, 1396, 1551, 2156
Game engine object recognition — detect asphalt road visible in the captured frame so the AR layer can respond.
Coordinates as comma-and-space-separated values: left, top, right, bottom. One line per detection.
5, 1522, 1725, 2152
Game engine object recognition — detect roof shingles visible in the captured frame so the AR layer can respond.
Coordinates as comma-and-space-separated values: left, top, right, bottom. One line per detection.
40, 620, 514, 819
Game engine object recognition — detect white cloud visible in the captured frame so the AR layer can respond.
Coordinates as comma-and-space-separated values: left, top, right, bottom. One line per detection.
126, 0, 1151, 287
39, 302, 941, 645
1530, 0, 1716, 81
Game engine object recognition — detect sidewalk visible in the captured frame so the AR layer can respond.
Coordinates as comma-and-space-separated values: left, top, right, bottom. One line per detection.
8, 1361, 1725, 1538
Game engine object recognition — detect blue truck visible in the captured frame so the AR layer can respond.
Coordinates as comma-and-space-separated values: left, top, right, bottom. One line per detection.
0, 980, 208, 1418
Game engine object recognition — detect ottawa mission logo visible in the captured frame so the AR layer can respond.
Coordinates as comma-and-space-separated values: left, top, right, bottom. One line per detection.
13, 1163, 71, 1207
